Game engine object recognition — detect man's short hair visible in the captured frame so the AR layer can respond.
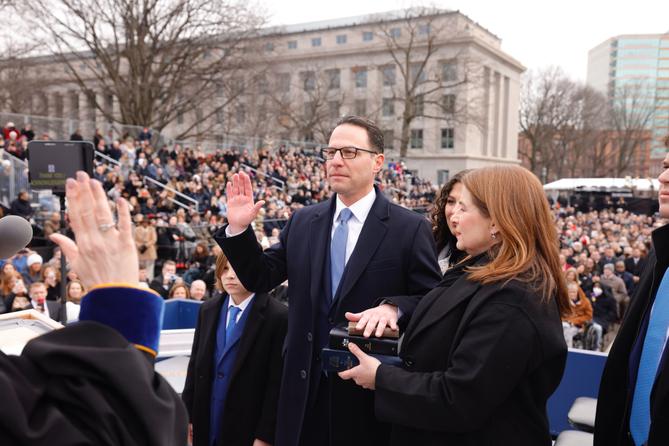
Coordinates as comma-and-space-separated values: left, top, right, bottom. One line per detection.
603, 263, 614, 271
334, 115, 384, 153
29, 281, 46, 292
163, 260, 176, 269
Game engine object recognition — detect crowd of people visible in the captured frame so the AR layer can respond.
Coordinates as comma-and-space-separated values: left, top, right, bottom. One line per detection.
0, 121, 663, 345
2, 121, 441, 308
0, 113, 667, 446
555, 208, 660, 351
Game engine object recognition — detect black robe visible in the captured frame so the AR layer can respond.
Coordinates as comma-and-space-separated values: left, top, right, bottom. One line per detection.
0, 321, 188, 445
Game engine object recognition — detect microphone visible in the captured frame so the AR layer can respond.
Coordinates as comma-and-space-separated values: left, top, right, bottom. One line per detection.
0, 215, 34, 259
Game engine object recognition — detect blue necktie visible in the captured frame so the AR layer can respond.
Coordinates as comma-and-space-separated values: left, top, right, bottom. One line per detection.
331, 208, 353, 298
224, 306, 241, 347
630, 267, 669, 445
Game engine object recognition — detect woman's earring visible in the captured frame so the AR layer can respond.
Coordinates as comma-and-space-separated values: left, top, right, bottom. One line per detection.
491, 232, 497, 239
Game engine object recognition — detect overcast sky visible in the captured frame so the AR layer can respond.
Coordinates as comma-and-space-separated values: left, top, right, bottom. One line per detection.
265, 0, 669, 82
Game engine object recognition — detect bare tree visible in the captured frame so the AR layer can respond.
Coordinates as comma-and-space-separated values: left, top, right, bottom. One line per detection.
554, 85, 609, 178
20, 0, 266, 139
264, 67, 345, 144
519, 67, 580, 182
375, 7, 483, 158
605, 83, 655, 177
0, 41, 58, 114
567, 87, 608, 177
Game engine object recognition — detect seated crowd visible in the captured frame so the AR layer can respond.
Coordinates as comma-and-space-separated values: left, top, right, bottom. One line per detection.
0, 123, 661, 354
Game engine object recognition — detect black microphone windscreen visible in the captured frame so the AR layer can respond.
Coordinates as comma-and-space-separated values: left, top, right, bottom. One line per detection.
0, 215, 34, 259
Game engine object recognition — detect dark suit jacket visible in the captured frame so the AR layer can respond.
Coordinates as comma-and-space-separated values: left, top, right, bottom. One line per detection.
182, 292, 287, 446
30, 301, 65, 323
376, 277, 567, 446
625, 256, 647, 277
595, 223, 669, 446
149, 275, 171, 299
215, 190, 441, 446
46, 300, 65, 323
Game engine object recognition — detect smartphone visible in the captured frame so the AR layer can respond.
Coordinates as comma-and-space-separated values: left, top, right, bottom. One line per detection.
27, 140, 94, 194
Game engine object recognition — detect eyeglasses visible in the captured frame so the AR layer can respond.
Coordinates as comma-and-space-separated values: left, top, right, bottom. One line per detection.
320, 146, 379, 160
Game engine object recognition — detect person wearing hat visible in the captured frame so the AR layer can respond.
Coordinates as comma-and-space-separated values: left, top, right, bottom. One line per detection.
2, 121, 17, 140
22, 252, 43, 286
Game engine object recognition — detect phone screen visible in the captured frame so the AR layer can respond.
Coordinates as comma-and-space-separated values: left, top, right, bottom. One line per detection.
27, 141, 94, 193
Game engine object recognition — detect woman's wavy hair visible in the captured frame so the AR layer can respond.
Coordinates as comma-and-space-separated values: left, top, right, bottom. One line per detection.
461, 166, 570, 317
429, 169, 471, 252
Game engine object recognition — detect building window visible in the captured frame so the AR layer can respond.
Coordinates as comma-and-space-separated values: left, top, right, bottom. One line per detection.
442, 94, 456, 114
301, 71, 316, 91
437, 169, 450, 184
441, 128, 455, 149
328, 101, 340, 120
354, 99, 366, 116
382, 98, 395, 117
326, 69, 340, 89
257, 75, 269, 94
265, 42, 274, 52
336, 34, 347, 44
278, 73, 290, 92
410, 63, 426, 84
382, 65, 396, 86
304, 101, 314, 117
418, 24, 430, 36
390, 27, 401, 38
383, 130, 394, 150
362, 31, 373, 42
442, 60, 457, 82
311, 37, 321, 47
415, 95, 424, 116
288, 40, 298, 49
236, 105, 246, 125
354, 68, 367, 88
410, 129, 423, 149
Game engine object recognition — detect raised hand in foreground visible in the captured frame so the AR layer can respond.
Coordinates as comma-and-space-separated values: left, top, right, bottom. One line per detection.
49, 171, 139, 290
225, 171, 266, 234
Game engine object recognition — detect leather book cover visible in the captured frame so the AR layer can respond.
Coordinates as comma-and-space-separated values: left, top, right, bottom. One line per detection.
347, 321, 399, 338
321, 348, 403, 372
329, 326, 399, 356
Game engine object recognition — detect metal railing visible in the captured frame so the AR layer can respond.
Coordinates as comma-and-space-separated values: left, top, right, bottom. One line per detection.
0, 112, 168, 147
92, 150, 198, 213
0, 149, 30, 210
241, 163, 285, 190
169, 135, 323, 155
143, 176, 199, 212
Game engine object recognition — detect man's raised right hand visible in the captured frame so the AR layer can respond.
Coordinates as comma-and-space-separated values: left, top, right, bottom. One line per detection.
225, 171, 266, 234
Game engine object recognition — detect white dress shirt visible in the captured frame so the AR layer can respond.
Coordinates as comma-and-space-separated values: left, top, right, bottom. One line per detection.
331, 188, 377, 264
225, 188, 377, 268
226, 293, 255, 326
31, 299, 50, 319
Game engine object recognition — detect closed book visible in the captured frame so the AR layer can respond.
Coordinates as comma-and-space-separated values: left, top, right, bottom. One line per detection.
328, 326, 399, 356
321, 348, 403, 372
348, 321, 399, 338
